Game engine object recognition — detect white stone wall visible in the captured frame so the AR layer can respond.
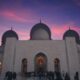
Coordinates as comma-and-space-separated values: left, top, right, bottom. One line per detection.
2, 37, 80, 79
3, 39, 68, 74
77, 44, 80, 79
2, 38, 17, 74
77, 45, 80, 65
65, 37, 80, 80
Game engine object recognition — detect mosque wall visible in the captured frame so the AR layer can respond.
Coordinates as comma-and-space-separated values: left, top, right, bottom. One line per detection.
2, 38, 17, 74
65, 37, 80, 80
9, 39, 68, 74
77, 45, 80, 65
0, 22, 80, 80
1, 36, 80, 79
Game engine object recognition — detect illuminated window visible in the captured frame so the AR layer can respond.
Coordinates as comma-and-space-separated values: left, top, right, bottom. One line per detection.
0, 62, 1, 65
0, 61, 2, 74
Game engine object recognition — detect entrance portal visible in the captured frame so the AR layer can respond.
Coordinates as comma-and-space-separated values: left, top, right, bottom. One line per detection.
35, 52, 47, 72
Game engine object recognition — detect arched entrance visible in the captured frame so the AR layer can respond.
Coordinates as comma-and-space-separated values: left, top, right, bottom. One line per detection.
34, 52, 47, 72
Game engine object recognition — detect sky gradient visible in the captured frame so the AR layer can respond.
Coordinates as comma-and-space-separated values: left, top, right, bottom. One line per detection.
0, 0, 80, 45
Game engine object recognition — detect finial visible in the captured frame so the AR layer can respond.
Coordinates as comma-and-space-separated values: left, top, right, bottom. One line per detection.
40, 18, 42, 23
11, 27, 13, 30
10, 24, 14, 30
69, 26, 71, 30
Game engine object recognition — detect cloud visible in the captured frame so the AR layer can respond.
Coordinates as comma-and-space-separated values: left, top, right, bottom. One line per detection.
50, 23, 80, 39
15, 29, 30, 40
0, 10, 38, 23
51, 25, 68, 39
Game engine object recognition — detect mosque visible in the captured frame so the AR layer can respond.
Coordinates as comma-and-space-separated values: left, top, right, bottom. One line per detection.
0, 22, 80, 80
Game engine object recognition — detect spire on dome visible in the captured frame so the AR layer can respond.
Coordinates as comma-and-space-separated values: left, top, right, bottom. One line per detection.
11, 27, 13, 30
40, 18, 42, 23
30, 22, 51, 40
69, 26, 71, 30
10, 24, 14, 30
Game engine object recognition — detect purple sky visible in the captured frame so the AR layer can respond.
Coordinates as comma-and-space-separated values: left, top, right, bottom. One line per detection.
0, 0, 80, 45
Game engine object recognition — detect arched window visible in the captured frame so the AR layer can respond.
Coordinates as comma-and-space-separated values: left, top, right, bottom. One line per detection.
21, 58, 27, 74
35, 52, 47, 72
54, 58, 60, 72
0, 61, 2, 74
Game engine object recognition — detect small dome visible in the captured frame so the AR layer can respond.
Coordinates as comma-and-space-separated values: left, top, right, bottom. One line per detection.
63, 29, 80, 44
30, 23, 51, 40
2, 30, 18, 45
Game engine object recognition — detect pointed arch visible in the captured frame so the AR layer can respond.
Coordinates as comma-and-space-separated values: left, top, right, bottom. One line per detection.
21, 58, 27, 74
0, 61, 2, 74
34, 52, 47, 72
54, 58, 61, 72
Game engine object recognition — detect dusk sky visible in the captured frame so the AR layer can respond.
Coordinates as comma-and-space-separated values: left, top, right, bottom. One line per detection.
0, 0, 80, 45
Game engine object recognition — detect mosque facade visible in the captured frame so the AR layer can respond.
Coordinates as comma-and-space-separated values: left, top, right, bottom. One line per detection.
0, 22, 80, 80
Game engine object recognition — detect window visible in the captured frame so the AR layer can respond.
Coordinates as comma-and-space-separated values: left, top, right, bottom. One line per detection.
21, 58, 27, 74
0, 61, 2, 74
54, 58, 60, 72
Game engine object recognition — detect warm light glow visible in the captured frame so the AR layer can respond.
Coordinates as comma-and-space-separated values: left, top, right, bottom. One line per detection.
37, 56, 45, 65
0, 61, 2, 73
0, 62, 2, 65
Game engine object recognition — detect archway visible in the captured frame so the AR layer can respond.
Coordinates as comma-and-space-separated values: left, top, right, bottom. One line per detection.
0, 61, 2, 74
21, 58, 27, 74
54, 58, 61, 72
34, 52, 47, 72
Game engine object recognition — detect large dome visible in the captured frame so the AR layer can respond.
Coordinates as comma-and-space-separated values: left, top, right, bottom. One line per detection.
30, 23, 51, 40
63, 29, 80, 44
2, 29, 18, 45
